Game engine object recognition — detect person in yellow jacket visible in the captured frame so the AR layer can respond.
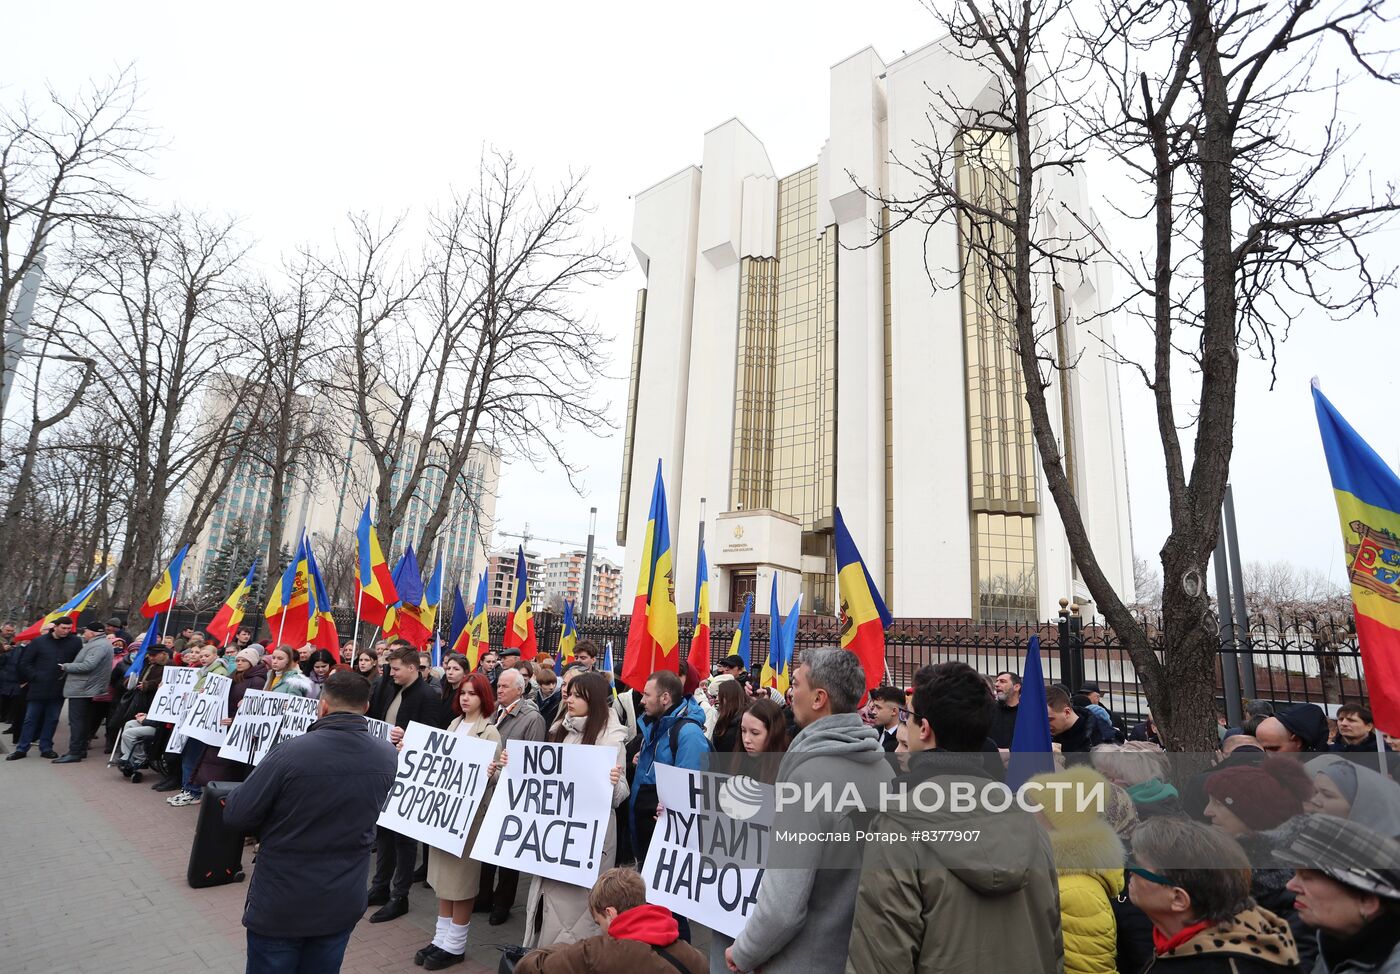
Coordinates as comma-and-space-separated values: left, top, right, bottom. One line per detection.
1031, 765, 1126, 974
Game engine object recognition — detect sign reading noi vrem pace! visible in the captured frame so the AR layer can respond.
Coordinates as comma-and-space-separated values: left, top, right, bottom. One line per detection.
643, 764, 774, 938
471, 740, 617, 889
377, 721, 498, 856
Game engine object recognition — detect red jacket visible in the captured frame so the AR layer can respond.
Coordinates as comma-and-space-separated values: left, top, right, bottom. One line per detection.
515, 905, 707, 974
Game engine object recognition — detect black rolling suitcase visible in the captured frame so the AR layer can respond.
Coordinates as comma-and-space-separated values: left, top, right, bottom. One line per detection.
187, 780, 247, 888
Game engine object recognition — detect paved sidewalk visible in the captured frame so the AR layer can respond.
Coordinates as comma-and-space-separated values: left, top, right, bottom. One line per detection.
0, 715, 508, 973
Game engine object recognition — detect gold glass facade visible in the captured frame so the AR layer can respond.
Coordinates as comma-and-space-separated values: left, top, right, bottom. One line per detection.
616, 288, 647, 546
730, 165, 837, 614
957, 132, 1039, 622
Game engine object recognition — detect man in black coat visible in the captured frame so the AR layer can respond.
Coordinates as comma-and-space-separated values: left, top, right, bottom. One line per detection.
224, 670, 396, 974
366, 643, 446, 921
7, 618, 82, 760
1046, 684, 1106, 760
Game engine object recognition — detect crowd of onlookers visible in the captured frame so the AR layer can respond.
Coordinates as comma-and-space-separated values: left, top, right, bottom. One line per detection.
6, 617, 1400, 974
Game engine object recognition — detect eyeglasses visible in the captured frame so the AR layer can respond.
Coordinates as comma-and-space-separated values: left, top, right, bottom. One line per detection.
901, 708, 926, 726
1126, 865, 1176, 887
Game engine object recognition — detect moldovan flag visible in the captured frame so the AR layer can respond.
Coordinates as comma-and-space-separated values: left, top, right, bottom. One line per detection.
447, 585, 471, 664
1007, 635, 1055, 790
385, 546, 431, 650
264, 541, 312, 648
761, 577, 800, 695
16, 571, 111, 641
1314, 381, 1400, 733
421, 556, 443, 637
729, 594, 754, 670
686, 542, 711, 679
354, 499, 398, 627
465, 572, 491, 669
140, 545, 188, 619
559, 599, 577, 665
305, 539, 340, 654
207, 559, 257, 646
835, 506, 892, 700
621, 462, 679, 688
504, 546, 537, 660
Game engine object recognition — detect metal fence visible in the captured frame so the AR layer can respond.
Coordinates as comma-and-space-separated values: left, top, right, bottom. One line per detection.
154, 605, 1368, 724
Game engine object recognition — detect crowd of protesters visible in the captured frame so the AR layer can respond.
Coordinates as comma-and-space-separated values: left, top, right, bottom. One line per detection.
6, 617, 1400, 974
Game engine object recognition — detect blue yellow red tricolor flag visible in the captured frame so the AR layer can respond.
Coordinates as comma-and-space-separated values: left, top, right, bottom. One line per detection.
835, 506, 892, 700
140, 545, 188, 619
385, 546, 432, 649
305, 538, 340, 654
355, 499, 398, 627
447, 584, 471, 663
1315, 381, 1400, 732
760, 577, 801, 694
265, 540, 312, 648
603, 640, 616, 697
621, 462, 679, 688
729, 594, 753, 670
559, 599, 577, 665
504, 546, 537, 660
17, 571, 112, 641
422, 556, 443, 638
686, 542, 711, 679
207, 559, 258, 646
1007, 635, 1054, 790
468, 571, 490, 668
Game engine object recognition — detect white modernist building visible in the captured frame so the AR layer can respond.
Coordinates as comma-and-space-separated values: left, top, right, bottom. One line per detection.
616, 38, 1134, 622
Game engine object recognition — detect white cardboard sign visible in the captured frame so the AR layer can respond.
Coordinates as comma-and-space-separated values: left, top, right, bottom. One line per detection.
470, 740, 616, 889
642, 764, 774, 939
218, 690, 290, 765
377, 721, 498, 855
175, 673, 232, 747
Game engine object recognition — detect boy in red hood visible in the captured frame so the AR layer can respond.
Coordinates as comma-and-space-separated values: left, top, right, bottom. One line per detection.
515, 868, 706, 974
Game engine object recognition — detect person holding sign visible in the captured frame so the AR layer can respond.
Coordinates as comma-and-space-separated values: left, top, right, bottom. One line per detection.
224, 670, 397, 974
190, 646, 267, 787
412, 672, 504, 970
522, 671, 629, 949
516, 868, 706, 974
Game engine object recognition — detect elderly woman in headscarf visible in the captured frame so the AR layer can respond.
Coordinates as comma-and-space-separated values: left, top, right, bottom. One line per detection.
1305, 753, 1400, 837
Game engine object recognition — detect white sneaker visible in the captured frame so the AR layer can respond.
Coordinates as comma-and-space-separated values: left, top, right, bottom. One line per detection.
168, 791, 199, 807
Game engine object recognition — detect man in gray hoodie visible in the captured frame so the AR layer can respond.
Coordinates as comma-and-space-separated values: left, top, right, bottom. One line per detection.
53, 621, 114, 763
721, 647, 892, 974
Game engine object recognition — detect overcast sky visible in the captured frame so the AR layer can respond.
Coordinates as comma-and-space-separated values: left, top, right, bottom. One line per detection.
10, 1, 1399, 593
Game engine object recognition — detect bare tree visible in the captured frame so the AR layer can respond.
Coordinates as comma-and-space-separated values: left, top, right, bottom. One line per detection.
0, 67, 150, 414
412, 153, 619, 564
1132, 555, 1164, 611
237, 260, 343, 582
863, 0, 1398, 749
1244, 559, 1345, 613
54, 211, 255, 613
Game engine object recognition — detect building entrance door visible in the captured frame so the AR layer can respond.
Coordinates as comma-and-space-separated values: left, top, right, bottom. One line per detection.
729, 570, 757, 612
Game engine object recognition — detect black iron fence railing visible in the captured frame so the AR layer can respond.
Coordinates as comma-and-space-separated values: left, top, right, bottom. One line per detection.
145, 606, 1366, 725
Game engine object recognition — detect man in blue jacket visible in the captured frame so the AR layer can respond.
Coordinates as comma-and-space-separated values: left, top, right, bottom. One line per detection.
630, 668, 709, 865
224, 669, 397, 974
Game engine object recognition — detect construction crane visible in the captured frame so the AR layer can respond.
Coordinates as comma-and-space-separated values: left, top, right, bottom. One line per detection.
496, 522, 586, 552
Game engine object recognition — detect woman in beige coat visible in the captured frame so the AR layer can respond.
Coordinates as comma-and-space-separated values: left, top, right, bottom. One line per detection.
522, 670, 628, 949
416, 671, 504, 970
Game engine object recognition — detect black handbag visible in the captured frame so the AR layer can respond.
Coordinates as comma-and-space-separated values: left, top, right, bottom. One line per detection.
495, 945, 528, 974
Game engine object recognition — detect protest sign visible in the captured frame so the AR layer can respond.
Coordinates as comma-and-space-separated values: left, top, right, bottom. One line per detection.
471, 740, 616, 888
176, 673, 232, 747
642, 764, 774, 938
147, 667, 198, 724
377, 721, 498, 855
272, 696, 321, 744
365, 717, 393, 744
218, 690, 289, 765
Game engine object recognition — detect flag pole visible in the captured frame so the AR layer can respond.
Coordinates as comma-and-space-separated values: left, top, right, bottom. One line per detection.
352, 587, 363, 654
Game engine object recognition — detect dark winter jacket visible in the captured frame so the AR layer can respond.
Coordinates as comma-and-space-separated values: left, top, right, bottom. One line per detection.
0, 643, 21, 695
1239, 828, 1319, 972
18, 633, 82, 701
367, 672, 446, 730
989, 700, 1019, 748
223, 711, 397, 937
1053, 706, 1107, 755
1330, 731, 1392, 753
